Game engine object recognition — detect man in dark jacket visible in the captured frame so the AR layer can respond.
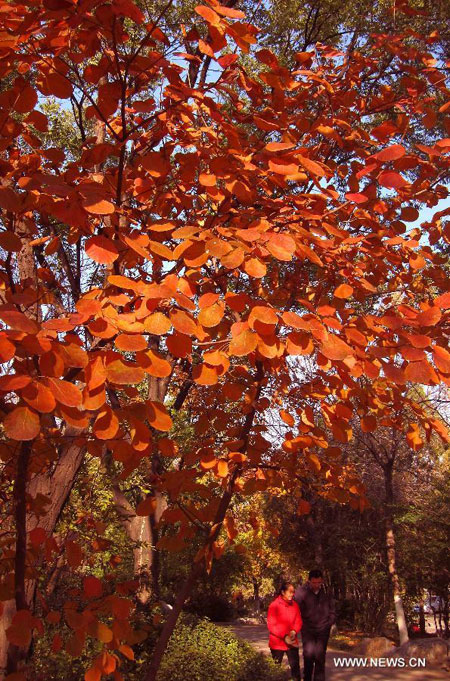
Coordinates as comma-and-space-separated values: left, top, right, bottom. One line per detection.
294, 569, 335, 681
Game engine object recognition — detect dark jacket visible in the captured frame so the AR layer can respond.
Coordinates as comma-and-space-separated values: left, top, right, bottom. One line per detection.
294, 583, 335, 635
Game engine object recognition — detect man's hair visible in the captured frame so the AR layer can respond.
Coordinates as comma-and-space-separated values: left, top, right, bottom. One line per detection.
308, 569, 323, 579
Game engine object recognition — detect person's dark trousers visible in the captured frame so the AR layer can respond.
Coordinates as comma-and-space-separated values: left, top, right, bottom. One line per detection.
271, 647, 301, 681
301, 630, 329, 681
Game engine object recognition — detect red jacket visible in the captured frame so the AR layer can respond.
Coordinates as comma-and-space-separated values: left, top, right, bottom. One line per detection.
267, 595, 302, 650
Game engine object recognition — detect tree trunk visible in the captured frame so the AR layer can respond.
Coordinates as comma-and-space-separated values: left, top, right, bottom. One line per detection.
383, 462, 409, 645
113, 486, 154, 604
0, 431, 86, 676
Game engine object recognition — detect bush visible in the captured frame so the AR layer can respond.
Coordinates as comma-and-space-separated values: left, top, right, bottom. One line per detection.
156, 618, 287, 681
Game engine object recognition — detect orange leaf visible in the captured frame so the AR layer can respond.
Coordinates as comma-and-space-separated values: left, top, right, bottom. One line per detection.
82, 199, 115, 215
266, 233, 296, 261
198, 303, 224, 328
405, 360, 438, 385
46, 378, 83, 407
147, 401, 173, 431
0, 374, 31, 391
416, 306, 441, 327
86, 236, 119, 264
144, 312, 171, 335
244, 258, 266, 278
136, 348, 172, 377
106, 359, 144, 385
115, 334, 147, 351
319, 336, 352, 361
334, 284, 353, 299
170, 309, 197, 336
268, 158, 298, 175
93, 407, 119, 440
433, 346, 450, 374
22, 381, 56, 413
85, 668, 101, 681
194, 5, 221, 26
286, 331, 314, 355
4, 406, 40, 441
119, 644, 134, 660
199, 172, 216, 187
435, 292, 450, 309
265, 141, 296, 152
0, 309, 39, 334
280, 410, 294, 426
192, 363, 219, 385
282, 311, 310, 330
217, 459, 229, 477
229, 329, 257, 356
297, 154, 329, 177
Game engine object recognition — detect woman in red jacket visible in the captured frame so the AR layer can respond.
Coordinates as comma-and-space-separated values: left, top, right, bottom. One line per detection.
267, 580, 302, 680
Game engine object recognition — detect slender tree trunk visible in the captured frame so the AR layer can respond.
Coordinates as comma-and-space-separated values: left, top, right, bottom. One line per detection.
383, 462, 409, 645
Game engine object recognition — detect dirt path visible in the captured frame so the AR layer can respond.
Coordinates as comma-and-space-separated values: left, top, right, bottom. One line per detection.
220, 624, 449, 680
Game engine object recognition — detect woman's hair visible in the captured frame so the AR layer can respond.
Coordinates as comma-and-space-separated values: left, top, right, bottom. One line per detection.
277, 580, 294, 596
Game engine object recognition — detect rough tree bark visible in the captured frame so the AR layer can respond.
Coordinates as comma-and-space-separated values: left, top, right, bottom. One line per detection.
0, 431, 86, 675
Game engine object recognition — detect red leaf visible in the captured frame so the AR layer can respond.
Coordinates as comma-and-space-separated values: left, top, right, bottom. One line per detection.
83, 576, 103, 599
86, 236, 119, 264
373, 144, 406, 162
0, 333, 15, 362
14, 85, 38, 114
0, 230, 22, 252
136, 496, 157, 516
378, 171, 408, 189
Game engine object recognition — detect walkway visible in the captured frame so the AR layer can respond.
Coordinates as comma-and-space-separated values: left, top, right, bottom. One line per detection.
220, 624, 449, 680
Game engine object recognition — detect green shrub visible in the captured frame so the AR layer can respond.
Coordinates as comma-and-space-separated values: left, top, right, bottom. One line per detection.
156, 618, 287, 681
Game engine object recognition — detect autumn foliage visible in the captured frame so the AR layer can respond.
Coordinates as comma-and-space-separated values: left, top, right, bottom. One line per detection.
0, 0, 449, 678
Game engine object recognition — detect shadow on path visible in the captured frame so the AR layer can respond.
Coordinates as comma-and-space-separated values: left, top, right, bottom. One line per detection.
219, 623, 449, 680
